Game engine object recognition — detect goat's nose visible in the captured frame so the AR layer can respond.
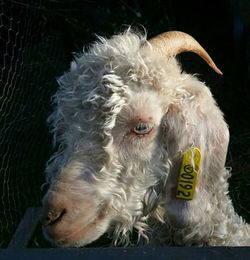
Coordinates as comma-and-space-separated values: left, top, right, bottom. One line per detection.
41, 190, 69, 226
40, 209, 66, 226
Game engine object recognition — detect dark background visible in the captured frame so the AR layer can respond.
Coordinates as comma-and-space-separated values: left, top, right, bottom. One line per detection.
0, 0, 249, 248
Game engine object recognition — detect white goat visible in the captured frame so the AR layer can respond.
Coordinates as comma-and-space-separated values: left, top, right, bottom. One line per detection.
41, 29, 250, 247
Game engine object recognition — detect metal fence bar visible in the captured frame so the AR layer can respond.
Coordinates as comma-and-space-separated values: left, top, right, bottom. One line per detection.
1, 247, 250, 260
2, 207, 250, 259
8, 207, 42, 249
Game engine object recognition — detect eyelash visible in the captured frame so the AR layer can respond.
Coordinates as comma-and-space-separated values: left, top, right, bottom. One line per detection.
131, 122, 154, 135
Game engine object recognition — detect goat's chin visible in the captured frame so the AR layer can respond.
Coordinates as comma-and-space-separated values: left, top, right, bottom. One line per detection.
43, 212, 111, 247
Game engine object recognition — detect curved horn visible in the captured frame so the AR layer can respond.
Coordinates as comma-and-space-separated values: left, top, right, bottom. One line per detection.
148, 31, 222, 75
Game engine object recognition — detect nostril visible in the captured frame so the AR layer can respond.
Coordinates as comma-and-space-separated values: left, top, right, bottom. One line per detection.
41, 209, 66, 226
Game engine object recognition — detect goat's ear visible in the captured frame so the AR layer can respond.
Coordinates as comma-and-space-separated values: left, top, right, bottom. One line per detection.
162, 92, 229, 228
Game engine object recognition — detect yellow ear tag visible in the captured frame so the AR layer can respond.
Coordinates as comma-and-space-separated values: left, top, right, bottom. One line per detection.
176, 147, 202, 200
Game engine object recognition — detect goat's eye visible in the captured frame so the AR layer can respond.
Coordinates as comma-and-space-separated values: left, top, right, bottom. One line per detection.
132, 122, 153, 135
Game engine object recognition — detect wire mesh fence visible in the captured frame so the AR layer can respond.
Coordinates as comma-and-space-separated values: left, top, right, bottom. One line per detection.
0, 0, 250, 248
0, 0, 67, 247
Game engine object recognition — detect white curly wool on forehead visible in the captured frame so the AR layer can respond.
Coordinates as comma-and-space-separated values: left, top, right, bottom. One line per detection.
88, 30, 146, 60
48, 31, 156, 147
71, 30, 147, 79
65, 29, 181, 96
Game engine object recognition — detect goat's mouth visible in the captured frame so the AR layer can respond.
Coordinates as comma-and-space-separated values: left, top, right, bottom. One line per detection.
42, 207, 111, 247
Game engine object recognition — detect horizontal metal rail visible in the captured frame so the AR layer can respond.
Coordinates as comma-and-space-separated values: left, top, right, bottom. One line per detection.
0, 207, 249, 259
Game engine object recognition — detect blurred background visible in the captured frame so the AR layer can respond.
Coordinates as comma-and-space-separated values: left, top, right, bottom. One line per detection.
0, 0, 249, 248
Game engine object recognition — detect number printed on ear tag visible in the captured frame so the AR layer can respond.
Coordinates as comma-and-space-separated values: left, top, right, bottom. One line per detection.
176, 147, 202, 200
